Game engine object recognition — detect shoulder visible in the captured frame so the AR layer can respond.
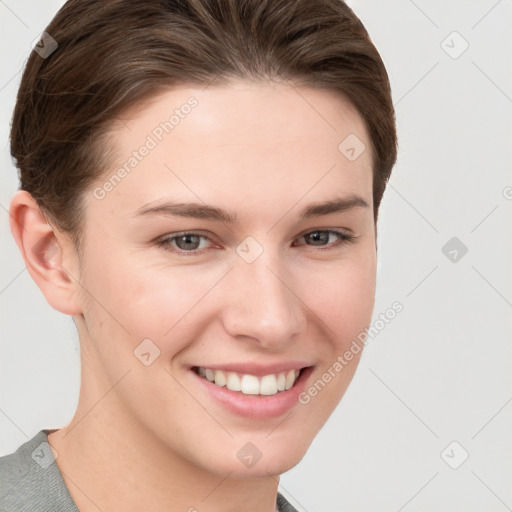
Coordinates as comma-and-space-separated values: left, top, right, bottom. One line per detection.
0, 430, 78, 512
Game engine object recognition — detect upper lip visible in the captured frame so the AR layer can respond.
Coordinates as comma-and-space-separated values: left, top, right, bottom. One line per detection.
190, 362, 313, 376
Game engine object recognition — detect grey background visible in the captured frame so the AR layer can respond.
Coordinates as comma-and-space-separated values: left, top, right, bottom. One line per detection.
1, 1, 511, 511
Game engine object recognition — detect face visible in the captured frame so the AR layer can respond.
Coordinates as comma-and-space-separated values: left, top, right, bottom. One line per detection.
75, 80, 376, 477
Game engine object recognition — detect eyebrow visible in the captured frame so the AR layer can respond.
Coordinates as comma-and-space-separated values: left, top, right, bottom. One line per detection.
134, 195, 369, 223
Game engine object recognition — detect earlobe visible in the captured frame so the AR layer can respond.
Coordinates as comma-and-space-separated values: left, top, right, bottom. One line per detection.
9, 190, 83, 316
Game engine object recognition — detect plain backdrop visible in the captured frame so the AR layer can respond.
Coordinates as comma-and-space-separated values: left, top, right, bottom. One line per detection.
1, 1, 511, 511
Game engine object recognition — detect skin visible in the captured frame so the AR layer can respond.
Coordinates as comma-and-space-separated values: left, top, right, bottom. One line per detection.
10, 80, 376, 512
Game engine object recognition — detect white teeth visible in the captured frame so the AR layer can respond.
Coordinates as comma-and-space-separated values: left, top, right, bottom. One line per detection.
195, 367, 301, 396
277, 372, 286, 391
214, 370, 226, 387
260, 374, 278, 395
226, 372, 241, 391
241, 374, 260, 395
285, 370, 296, 390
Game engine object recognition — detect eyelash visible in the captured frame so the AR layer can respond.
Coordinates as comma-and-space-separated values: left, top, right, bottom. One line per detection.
155, 229, 356, 255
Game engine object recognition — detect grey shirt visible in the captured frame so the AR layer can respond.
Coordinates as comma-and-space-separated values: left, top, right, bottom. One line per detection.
0, 429, 298, 511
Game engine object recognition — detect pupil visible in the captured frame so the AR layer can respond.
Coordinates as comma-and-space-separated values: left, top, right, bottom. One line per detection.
307, 232, 328, 245
177, 235, 200, 250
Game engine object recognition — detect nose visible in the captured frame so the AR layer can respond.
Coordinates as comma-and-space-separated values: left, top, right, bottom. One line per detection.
220, 250, 306, 351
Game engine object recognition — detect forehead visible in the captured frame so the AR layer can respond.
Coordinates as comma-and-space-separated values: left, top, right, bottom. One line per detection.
91, 80, 373, 220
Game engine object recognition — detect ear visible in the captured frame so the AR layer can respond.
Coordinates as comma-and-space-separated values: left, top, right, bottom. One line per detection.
9, 190, 83, 316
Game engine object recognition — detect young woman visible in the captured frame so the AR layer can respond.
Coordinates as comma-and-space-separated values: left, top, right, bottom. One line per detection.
1, 0, 397, 510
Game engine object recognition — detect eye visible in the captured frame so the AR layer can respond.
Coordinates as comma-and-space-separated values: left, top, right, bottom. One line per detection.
293, 229, 355, 250
156, 232, 214, 253
156, 229, 355, 256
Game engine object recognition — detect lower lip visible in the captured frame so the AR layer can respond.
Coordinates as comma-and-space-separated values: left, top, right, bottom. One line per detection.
190, 367, 314, 420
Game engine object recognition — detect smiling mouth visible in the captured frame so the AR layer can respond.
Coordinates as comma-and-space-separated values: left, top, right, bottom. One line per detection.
192, 366, 304, 396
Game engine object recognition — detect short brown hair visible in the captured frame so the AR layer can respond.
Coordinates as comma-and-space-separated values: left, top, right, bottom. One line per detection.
11, 0, 397, 248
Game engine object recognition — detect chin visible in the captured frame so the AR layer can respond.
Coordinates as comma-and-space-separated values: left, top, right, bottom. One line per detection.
200, 437, 312, 479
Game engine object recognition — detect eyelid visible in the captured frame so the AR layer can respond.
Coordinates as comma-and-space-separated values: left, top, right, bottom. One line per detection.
295, 226, 354, 240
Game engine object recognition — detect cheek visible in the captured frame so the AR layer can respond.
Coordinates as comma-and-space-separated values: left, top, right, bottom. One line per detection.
82, 249, 228, 355
291, 253, 376, 426
298, 250, 376, 346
